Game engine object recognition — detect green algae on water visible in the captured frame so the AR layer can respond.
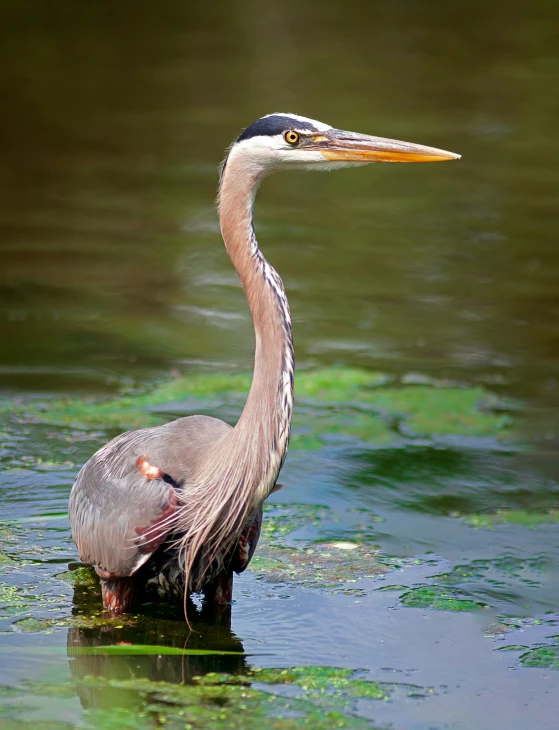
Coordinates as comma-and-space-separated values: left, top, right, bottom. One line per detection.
248, 666, 388, 700
250, 542, 387, 590
0, 667, 394, 730
56, 564, 98, 589
495, 644, 529, 652
400, 586, 487, 612
12, 617, 53, 632
520, 645, 559, 669
0, 367, 512, 450
463, 509, 559, 529
252, 503, 388, 590
0, 582, 35, 618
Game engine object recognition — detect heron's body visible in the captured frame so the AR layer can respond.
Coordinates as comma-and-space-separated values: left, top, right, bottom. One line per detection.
70, 416, 247, 610
69, 113, 458, 616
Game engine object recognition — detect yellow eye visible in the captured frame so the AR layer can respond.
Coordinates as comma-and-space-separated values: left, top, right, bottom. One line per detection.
284, 130, 300, 145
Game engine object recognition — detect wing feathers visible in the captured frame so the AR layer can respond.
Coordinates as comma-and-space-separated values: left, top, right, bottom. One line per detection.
69, 451, 178, 577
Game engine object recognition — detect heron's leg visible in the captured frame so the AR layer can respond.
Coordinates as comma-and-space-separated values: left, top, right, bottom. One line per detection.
203, 572, 233, 606
100, 577, 136, 615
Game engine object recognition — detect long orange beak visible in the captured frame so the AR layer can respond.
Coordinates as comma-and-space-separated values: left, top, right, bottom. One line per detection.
312, 129, 460, 163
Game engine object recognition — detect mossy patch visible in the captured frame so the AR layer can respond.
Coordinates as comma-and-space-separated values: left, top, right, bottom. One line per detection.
0, 367, 512, 450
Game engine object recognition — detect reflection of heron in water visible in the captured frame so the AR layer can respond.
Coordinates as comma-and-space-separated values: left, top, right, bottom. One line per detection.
67, 571, 247, 709
67, 620, 246, 696
69, 114, 459, 617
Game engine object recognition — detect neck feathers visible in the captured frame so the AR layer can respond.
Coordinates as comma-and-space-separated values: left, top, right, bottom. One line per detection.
176, 151, 294, 594
218, 155, 294, 485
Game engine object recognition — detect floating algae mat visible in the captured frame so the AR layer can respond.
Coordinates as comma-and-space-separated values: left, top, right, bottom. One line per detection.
0, 667, 400, 729
0, 367, 512, 452
461, 509, 559, 529
520, 645, 559, 670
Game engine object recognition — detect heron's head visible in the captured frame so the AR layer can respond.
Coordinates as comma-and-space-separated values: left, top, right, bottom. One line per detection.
221, 113, 460, 182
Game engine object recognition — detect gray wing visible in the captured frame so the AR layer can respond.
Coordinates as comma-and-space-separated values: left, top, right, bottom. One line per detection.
69, 415, 232, 579
69, 448, 178, 578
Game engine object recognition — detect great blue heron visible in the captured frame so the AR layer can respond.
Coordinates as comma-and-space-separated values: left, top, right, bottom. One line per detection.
69, 113, 459, 616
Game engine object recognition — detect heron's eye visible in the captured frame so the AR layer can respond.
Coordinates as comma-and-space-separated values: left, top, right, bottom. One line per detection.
284, 131, 300, 146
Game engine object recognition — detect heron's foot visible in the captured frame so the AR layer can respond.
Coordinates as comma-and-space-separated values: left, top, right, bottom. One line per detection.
203, 573, 233, 606
100, 576, 136, 615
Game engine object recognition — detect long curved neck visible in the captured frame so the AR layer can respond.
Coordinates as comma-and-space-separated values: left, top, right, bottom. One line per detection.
174, 155, 295, 593
218, 158, 294, 494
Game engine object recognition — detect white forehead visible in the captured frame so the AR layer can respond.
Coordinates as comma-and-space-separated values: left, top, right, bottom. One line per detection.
262, 112, 332, 132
